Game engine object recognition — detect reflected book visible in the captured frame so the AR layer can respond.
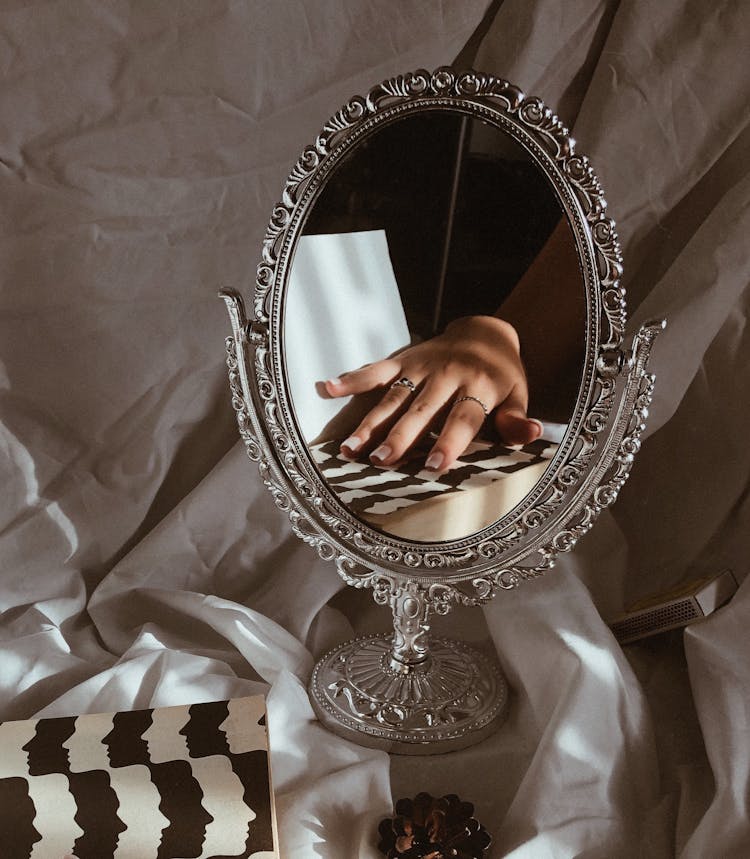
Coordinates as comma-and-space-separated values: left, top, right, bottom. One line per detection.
0, 695, 278, 859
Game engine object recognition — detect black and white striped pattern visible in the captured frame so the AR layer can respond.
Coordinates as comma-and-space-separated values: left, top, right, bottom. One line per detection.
0, 697, 276, 859
311, 437, 559, 515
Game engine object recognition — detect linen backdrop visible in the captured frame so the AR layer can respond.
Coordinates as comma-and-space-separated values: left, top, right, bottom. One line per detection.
1, 1, 748, 857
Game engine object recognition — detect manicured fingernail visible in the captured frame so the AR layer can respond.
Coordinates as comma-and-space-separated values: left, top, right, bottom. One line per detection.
370, 444, 391, 463
529, 419, 544, 435
425, 452, 444, 471
341, 435, 362, 454
327, 377, 342, 387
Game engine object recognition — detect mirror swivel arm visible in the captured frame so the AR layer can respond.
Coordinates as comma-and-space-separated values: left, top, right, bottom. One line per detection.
247, 320, 269, 347
219, 288, 269, 348
219, 288, 248, 342
596, 347, 632, 379
219, 288, 269, 432
597, 318, 666, 379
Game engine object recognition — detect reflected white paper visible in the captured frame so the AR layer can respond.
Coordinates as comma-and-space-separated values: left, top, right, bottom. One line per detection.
284, 230, 410, 441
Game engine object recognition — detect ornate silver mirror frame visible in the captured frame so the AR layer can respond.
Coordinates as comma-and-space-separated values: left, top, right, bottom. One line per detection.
220, 68, 664, 753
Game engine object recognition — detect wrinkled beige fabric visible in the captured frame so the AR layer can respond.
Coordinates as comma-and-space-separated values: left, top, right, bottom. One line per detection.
1, 1, 747, 857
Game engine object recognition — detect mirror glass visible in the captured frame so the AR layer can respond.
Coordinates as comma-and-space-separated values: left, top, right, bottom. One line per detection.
284, 110, 585, 542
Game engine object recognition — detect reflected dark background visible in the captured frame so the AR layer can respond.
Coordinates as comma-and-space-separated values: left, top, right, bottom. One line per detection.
304, 111, 562, 341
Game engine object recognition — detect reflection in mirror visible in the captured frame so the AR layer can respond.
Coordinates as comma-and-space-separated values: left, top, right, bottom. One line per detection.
284, 111, 585, 541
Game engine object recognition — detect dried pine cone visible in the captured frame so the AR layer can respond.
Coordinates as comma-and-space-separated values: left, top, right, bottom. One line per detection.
377, 792, 491, 858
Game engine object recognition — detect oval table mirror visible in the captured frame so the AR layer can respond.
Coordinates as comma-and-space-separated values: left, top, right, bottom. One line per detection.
221, 68, 664, 754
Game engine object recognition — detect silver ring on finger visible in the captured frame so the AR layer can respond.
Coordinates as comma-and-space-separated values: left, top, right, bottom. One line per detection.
453, 394, 490, 417
390, 376, 416, 393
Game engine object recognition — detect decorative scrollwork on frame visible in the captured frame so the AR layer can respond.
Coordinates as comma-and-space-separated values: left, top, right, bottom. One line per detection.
584, 377, 617, 434
562, 154, 625, 349
542, 370, 656, 562
316, 97, 368, 155
455, 70, 524, 109
220, 68, 662, 613
225, 336, 262, 463
564, 156, 606, 217
518, 97, 574, 159
368, 69, 432, 109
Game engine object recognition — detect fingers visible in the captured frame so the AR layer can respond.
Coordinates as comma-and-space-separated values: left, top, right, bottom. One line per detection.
493, 384, 542, 446
325, 358, 400, 397
340, 378, 421, 459
339, 380, 541, 470
425, 394, 491, 472
366, 378, 455, 466
495, 410, 543, 446
424, 379, 541, 472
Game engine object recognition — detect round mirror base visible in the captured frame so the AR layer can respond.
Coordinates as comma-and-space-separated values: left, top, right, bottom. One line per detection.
309, 633, 509, 755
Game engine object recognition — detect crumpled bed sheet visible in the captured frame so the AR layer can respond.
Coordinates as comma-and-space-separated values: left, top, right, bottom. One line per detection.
1, 2, 748, 857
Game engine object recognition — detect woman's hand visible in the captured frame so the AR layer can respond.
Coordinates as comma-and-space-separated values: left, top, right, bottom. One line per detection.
324, 315, 542, 472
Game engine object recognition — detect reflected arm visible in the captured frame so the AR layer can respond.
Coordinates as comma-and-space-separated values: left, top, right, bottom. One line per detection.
495, 218, 585, 423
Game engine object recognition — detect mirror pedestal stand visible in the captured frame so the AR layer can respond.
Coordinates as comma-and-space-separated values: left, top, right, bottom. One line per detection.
309, 583, 509, 754
220, 288, 509, 754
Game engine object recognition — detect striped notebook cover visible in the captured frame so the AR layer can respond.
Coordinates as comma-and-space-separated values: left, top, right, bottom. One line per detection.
311, 436, 559, 516
0, 696, 277, 859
